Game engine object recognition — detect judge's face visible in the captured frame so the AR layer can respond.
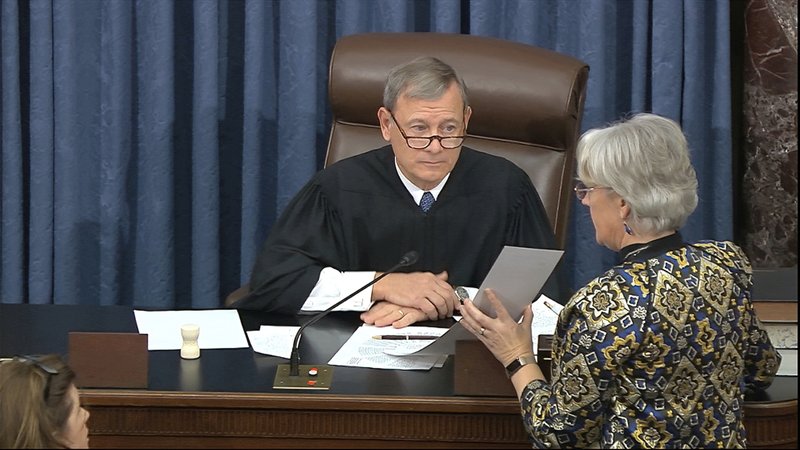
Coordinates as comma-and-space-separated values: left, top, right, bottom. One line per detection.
379, 82, 471, 191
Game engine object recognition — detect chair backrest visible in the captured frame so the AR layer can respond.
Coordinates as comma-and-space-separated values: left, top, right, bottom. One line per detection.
326, 33, 589, 249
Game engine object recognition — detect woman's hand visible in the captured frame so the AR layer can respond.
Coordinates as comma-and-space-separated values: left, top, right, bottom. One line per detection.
459, 288, 534, 367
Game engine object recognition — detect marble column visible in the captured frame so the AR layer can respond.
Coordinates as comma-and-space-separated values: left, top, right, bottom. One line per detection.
741, 0, 798, 266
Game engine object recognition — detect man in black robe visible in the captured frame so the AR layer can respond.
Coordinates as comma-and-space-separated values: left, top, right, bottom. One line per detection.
234, 56, 559, 328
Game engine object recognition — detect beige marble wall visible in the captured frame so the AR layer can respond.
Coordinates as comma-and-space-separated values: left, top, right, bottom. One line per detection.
741, 0, 798, 266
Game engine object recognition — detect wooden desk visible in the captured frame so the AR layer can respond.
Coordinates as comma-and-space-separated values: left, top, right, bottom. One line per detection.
82, 390, 529, 448
1, 304, 796, 448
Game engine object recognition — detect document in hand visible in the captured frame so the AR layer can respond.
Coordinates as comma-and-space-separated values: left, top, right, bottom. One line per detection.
412, 245, 564, 355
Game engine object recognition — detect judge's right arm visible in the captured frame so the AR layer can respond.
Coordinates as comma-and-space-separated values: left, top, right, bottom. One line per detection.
295, 268, 458, 321
235, 180, 348, 314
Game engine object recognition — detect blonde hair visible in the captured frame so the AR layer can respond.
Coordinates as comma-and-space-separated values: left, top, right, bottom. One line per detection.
0, 355, 76, 448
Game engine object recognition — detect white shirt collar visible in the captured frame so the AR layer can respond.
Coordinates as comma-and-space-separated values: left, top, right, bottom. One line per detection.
394, 158, 450, 206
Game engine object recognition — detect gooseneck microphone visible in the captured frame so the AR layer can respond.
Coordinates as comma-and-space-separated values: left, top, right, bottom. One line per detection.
289, 251, 418, 375
274, 251, 419, 389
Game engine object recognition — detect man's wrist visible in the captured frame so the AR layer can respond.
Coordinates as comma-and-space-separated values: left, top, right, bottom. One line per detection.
370, 271, 383, 300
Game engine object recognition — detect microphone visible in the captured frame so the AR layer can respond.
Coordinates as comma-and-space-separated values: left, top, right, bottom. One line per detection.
273, 251, 419, 389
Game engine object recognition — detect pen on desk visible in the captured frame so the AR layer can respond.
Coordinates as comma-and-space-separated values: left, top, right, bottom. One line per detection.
372, 335, 437, 340
543, 300, 561, 315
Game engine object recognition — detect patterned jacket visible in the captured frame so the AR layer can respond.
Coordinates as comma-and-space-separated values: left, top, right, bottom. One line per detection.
522, 238, 781, 448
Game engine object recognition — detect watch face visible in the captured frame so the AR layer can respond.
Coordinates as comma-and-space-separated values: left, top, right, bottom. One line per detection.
505, 359, 522, 378
505, 359, 520, 371
505, 355, 536, 378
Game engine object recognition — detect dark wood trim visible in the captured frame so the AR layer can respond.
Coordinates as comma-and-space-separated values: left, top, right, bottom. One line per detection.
81, 389, 797, 448
744, 400, 799, 449
82, 391, 531, 448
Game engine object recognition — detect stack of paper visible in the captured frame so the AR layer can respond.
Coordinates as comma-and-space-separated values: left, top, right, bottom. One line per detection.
531, 295, 562, 355
754, 301, 798, 376
328, 325, 448, 370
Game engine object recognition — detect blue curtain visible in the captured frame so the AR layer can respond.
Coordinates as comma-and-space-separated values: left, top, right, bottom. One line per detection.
1, 0, 731, 308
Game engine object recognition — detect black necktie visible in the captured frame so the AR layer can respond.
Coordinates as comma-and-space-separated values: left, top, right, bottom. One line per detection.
420, 191, 434, 213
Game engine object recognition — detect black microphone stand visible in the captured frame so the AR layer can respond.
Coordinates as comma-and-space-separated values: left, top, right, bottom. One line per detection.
273, 251, 418, 390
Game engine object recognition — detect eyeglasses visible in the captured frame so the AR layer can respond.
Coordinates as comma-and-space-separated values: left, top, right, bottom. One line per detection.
13, 355, 59, 401
574, 181, 612, 201
388, 111, 466, 150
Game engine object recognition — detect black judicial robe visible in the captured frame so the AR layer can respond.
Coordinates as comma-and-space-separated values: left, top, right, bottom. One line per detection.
242, 145, 560, 314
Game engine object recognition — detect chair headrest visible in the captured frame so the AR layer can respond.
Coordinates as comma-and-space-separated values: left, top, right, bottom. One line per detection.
329, 32, 589, 152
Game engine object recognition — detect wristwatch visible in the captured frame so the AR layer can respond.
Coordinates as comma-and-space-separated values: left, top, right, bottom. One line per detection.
504, 354, 537, 378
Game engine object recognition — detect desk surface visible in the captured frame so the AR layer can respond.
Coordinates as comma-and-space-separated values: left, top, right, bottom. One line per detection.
1, 303, 795, 400
0, 303, 461, 396
1, 303, 796, 448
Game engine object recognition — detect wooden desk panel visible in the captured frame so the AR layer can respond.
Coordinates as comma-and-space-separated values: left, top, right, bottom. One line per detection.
82, 391, 530, 448
81, 387, 799, 449
743, 398, 799, 449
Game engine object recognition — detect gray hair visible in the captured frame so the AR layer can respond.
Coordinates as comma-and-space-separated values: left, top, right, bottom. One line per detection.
383, 56, 469, 111
576, 113, 698, 235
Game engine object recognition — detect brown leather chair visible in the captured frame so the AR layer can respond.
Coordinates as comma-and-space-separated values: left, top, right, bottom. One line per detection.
225, 32, 589, 307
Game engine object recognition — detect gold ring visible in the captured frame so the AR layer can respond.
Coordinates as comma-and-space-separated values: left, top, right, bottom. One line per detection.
479, 327, 485, 336
397, 309, 405, 317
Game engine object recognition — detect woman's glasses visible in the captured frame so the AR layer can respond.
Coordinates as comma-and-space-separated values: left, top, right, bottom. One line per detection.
574, 181, 612, 201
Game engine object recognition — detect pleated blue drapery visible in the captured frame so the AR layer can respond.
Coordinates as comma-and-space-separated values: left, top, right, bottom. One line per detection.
1, 0, 732, 308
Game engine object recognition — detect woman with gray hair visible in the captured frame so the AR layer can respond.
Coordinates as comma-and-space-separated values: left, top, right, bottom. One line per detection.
459, 113, 781, 448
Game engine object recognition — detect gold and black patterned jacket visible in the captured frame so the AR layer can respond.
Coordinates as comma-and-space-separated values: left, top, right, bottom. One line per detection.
522, 235, 781, 448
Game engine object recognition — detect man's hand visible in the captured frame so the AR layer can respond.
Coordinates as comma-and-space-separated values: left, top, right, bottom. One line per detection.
360, 301, 429, 328
370, 271, 456, 320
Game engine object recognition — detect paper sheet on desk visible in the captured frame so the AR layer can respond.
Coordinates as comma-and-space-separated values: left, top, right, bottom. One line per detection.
531, 295, 562, 355
328, 325, 448, 370
134, 309, 248, 350
247, 325, 301, 359
410, 246, 564, 356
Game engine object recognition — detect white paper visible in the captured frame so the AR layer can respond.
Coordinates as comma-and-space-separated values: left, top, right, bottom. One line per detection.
411, 246, 564, 355
531, 295, 562, 355
777, 349, 797, 376
134, 309, 249, 351
247, 325, 301, 358
328, 325, 447, 370
763, 323, 798, 349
